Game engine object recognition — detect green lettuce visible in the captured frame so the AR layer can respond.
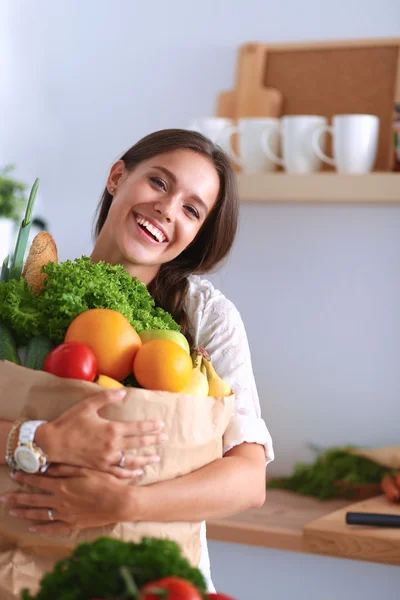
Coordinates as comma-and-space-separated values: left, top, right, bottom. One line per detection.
0, 256, 179, 344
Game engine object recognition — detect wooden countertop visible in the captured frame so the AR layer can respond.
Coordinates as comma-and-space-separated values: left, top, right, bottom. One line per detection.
207, 490, 400, 566
207, 489, 350, 554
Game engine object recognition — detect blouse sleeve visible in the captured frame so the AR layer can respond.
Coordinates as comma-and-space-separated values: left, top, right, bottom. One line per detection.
186, 277, 274, 465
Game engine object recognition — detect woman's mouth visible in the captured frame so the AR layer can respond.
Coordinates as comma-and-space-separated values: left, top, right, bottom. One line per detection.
133, 214, 168, 244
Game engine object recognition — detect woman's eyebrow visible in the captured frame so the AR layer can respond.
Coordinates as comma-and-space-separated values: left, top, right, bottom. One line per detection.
152, 166, 209, 214
153, 165, 177, 184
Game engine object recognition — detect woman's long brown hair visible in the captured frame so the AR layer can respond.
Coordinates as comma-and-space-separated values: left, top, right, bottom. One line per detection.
94, 129, 239, 342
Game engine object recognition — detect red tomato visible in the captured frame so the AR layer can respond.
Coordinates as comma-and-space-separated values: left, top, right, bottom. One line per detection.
44, 342, 97, 381
140, 576, 203, 599
207, 594, 237, 600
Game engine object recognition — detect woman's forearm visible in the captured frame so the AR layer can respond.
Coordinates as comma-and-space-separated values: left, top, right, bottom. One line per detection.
124, 443, 266, 523
0, 420, 13, 465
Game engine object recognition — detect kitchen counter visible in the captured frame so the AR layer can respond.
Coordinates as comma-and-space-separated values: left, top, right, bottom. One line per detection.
207, 490, 400, 566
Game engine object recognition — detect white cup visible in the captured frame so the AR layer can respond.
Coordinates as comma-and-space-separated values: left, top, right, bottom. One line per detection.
189, 117, 234, 155
228, 118, 280, 173
312, 114, 380, 174
262, 115, 328, 173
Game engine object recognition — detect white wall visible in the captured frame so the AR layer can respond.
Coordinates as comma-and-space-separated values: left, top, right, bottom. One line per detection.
2, 1, 400, 598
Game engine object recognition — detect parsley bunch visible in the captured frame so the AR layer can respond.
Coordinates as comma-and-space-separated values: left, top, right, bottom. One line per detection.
267, 447, 386, 500
21, 537, 207, 600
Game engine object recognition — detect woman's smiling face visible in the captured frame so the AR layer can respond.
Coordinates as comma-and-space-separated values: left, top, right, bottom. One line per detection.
93, 149, 220, 283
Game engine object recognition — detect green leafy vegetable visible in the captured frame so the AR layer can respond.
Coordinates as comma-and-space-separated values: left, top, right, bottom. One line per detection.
8, 177, 39, 281
1, 176, 39, 283
267, 446, 386, 500
21, 536, 207, 600
0, 257, 179, 344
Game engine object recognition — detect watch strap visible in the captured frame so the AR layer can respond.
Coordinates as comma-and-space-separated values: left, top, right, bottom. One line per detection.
5, 419, 27, 469
19, 420, 47, 444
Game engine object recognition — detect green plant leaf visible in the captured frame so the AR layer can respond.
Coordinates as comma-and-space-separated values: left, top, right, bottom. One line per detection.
9, 177, 39, 280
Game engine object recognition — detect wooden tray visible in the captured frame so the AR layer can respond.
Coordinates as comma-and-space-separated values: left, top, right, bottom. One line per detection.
217, 38, 400, 171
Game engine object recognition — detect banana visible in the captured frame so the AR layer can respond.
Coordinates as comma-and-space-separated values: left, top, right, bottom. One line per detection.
193, 346, 233, 397
181, 351, 209, 396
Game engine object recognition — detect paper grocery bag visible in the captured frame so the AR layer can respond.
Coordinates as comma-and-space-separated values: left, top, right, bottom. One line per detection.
0, 361, 234, 599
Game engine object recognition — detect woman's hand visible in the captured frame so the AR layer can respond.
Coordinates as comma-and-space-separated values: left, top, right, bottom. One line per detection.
35, 388, 167, 478
0, 465, 138, 534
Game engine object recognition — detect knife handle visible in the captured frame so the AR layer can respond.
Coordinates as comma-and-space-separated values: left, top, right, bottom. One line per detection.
346, 511, 400, 527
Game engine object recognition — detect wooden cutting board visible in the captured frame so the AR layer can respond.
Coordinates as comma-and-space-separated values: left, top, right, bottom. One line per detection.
216, 90, 236, 119
304, 494, 400, 566
216, 43, 283, 120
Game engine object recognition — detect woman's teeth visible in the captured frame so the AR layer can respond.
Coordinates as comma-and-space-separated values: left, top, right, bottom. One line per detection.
135, 216, 167, 243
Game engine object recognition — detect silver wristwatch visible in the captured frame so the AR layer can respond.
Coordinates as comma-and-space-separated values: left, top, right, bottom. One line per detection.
14, 420, 49, 473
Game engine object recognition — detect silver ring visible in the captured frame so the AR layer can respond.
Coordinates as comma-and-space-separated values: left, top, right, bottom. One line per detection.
48, 509, 54, 521
118, 451, 126, 468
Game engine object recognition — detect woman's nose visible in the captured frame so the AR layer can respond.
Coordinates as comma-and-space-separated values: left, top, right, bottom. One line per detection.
153, 197, 178, 223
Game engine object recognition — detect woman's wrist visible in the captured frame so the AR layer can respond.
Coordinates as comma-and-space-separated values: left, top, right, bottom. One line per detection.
35, 422, 60, 463
119, 483, 145, 522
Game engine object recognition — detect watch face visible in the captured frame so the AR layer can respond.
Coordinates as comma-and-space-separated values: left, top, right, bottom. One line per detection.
14, 447, 40, 473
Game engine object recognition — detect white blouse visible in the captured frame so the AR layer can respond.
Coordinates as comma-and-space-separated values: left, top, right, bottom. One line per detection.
184, 275, 274, 591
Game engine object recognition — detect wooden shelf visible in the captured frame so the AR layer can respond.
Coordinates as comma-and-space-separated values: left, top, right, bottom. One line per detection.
237, 173, 400, 203
207, 490, 400, 567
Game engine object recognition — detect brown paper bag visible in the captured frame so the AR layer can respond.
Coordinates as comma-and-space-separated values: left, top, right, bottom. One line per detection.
0, 361, 234, 599
349, 446, 400, 469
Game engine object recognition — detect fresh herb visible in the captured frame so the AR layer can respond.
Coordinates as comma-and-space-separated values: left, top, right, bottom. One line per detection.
0, 257, 179, 344
267, 447, 387, 500
21, 537, 207, 600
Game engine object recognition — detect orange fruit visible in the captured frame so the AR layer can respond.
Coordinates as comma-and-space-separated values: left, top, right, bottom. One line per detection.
65, 308, 141, 381
133, 339, 192, 392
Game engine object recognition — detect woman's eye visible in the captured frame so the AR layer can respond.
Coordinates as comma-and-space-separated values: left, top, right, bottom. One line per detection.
185, 205, 200, 219
150, 177, 167, 191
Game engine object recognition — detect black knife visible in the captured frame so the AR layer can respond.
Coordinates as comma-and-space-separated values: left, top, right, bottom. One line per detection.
346, 511, 400, 527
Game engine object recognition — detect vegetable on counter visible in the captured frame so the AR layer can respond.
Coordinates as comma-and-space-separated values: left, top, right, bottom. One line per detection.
380, 474, 400, 503
267, 446, 387, 500
0, 256, 180, 345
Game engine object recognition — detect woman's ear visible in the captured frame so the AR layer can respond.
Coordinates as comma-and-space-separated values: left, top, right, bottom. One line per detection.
107, 160, 126, 195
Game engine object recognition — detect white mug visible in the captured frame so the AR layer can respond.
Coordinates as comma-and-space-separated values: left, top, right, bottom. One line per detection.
312, 114, 380, 174
228, 118, 280, 173
262, 115, 328, 173
189, 117, 234, 154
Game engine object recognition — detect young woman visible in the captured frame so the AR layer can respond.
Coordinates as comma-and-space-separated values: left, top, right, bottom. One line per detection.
0, 129, 274, 591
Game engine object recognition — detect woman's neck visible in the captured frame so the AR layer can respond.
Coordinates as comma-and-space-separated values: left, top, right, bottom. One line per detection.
90, 239, 159, 286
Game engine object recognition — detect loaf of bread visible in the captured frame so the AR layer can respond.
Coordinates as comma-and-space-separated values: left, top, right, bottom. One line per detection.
22, 231, 58, 293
